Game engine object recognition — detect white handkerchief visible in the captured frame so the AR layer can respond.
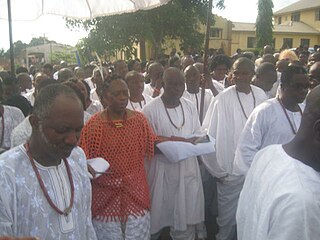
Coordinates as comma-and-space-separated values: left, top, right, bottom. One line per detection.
87, 157, 110, 179
157, 136, 215, 163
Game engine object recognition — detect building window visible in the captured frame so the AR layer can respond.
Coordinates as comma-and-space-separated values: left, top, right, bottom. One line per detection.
278, 17, 282, 24
247, 37, 256, 48
291, 12, 300, 22
301, 39, 310, 47
210, 28, 222, 38
283, 38, 293, 48
316, 9, 320, 21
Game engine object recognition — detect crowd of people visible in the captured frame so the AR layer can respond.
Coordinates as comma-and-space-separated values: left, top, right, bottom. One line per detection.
0, 44, 320, 240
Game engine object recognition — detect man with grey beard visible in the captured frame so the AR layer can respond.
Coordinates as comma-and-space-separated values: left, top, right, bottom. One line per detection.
0, 84, 97, 239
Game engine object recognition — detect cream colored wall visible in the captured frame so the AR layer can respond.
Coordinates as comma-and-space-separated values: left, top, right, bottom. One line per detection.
275, 8, 320, 31
300, 9, 320, 31
231, 31, 257, 54
274, 33, 320, 50
274, 13, 293, 25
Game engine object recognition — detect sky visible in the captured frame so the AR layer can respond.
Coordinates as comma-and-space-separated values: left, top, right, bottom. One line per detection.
0, 0, 299, 51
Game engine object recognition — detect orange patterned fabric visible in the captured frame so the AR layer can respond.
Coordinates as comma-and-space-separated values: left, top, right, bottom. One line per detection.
79, 111, 156, 222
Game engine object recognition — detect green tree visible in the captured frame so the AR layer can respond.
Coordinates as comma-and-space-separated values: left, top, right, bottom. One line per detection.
50, 51, 77, 65
4, 40, 28, 59
29, 36, 57, 47
67, 0, 224, 61
0, 48, 4, 58
256, 0, 274, 49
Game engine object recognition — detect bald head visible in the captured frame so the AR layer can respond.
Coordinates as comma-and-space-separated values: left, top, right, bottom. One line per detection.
232, 57, 255, 72
184, 64, 199, 73
193, 62, 204, 74
57, 68, 74, 83
182, 55, 195, 70
184, 65, 200, 93
163, 67, 185, 84
162, 67, 185, 101
148, 62, 164, 83
263, 45, 273, 54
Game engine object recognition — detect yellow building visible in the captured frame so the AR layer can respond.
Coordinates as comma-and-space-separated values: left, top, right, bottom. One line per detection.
122, 0, 320, 60
231, 0, 320, 53
133, 15, 233, 60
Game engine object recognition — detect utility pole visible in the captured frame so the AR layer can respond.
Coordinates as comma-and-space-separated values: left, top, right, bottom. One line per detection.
7, 0, 15, 74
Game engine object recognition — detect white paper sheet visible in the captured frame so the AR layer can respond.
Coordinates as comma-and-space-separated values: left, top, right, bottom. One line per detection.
87, 157, 110, 179
156, 136, 215, 163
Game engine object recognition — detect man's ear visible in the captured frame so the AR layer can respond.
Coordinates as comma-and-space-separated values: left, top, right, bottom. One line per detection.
29, 114, 40, 130
313, 119, 320, 142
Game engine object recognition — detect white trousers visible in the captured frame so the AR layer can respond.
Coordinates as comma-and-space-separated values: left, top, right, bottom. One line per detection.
151, 225, 200, 240
93, 211, 150, 240
216, 175, 244, 240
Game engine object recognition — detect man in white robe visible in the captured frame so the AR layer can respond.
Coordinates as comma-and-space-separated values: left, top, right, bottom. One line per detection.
251, 62, 277, 97
234, 65, 309, 175
183, 65, 217, 238
193, 62, 224, 96
90, 66, 109, 102
183, 65, 213, 120
125, 70, 152, 112
0, 85, 97, 239
0, 105, 24, 151
143, 62, 164, 98
237, 85, 320, 240
202, 57, 267, 240
143, 68, 205, 240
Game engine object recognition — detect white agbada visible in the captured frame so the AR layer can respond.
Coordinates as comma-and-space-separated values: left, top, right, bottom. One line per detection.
233, 98, 304, 175
202, 85, 267, 240
142, 97, 204, 234
237, 144, 320, 240
202, 85, 267, 175
182, 88, 213, 119
212, 79, 225, 92
86, 100, 103, 115
10, 116, 32, 148
90, 88, 100, 102
143, 83, 163, 98
126, 93, 153, 112
1, 105, 25, 150
0, 145, 97, 239
23, 90, 35, 106
84, 77, 95, 91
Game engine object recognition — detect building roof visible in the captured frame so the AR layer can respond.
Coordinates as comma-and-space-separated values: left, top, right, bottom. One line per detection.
232, 21, 320, 34
274, 0, 320, 15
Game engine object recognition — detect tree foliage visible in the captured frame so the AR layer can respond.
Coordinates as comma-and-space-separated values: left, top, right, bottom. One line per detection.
0, 48, 5, 58
67, 0, 224, 61
256, 0, 274, 49
29, 37, 57, 47
4, 40, 28, 59
50, 51, 77, 64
